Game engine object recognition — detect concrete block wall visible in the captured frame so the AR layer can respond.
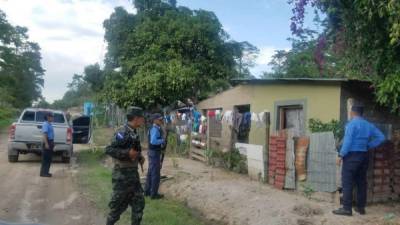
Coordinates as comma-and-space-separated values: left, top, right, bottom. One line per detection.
369, 142, 400, 203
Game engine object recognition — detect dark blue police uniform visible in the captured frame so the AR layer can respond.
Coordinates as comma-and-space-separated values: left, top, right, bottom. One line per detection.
40, 120, 54, 176
145, 124, 164, 198
339, 116, 385, 213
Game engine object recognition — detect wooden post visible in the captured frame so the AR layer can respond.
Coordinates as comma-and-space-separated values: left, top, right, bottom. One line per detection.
206, 111, 210, 162
264, 112, 270, 183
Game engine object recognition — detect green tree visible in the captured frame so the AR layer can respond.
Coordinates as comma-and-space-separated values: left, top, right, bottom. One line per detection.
232, 41, 259, 78
102, 2, 256, 109
83, 63, 104, 92
0, 10, 44, 108
289, 0, 400, 112
52, 74, 94, 110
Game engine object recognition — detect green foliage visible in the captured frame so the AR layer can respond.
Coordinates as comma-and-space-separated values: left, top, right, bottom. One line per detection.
376, 72, 400, 113
83, 63, 105, 92
300, 183, 315, 199
266, 28, 345, 78
77, 150, 204, 225
165, 132, 178, 155
308, 118, 343, 139
102, 2, 257, 109
207, 148, 247, 174
0, 106, 17, 128
289, 0, 400, 112
52, 74, 95, 110
0, 10, 44, 108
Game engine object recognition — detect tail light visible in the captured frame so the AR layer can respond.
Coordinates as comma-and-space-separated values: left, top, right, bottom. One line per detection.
67, 127, 72, 144
9, 123, 16, 140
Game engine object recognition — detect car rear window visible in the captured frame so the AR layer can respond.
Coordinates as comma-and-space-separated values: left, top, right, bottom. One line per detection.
36, 111, 66, 123
21, 111, 35, 121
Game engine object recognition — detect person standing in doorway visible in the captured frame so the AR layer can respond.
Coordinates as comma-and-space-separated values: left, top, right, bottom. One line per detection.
40, 112, 55, 177
333, 106, 385, 216
145, 113, 165, 200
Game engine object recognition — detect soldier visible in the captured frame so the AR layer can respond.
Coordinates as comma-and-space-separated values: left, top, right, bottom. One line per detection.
144, 113, 165, 199
105, 107, 146, 225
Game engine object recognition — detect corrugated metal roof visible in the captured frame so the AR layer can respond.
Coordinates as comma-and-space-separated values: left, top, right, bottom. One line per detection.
231, 78, 370, 85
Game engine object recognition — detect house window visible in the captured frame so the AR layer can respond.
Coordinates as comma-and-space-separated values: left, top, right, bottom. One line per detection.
275, 99, 307, 137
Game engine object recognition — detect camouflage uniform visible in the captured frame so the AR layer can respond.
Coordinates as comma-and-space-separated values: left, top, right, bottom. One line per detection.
105, 124, 145, 225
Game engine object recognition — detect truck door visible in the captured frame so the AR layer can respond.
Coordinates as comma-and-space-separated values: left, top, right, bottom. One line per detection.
72, 116, 91, 144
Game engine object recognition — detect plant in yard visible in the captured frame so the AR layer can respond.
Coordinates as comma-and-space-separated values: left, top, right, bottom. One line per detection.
222, 148, 247, 174
166, 132, 178, 155
383, 213, 397, 225
171, 157, 179, 169
308, 118, 344, 140
301, 183, 315, 199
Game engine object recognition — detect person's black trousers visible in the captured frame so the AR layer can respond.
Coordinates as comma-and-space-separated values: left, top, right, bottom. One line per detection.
342, 151, 369, 211
145, 150, 161, 197
40, 140, 54, 175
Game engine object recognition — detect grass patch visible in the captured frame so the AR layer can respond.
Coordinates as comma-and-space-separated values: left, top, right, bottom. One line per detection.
0, 107, 18, 129
92, 127, 115, 146
77, 150, 205, 225
0, 118, 14, 129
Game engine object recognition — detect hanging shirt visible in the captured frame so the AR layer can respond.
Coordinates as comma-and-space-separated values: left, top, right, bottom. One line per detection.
193, 111, 201, 123
340, 117, 385, 157
42, 121, 54, 140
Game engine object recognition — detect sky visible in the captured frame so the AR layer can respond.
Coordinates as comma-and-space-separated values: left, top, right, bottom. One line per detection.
0, 0, 316, 103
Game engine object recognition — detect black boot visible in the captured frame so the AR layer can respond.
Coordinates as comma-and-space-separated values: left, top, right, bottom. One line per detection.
332, 208, 352, 216
150, 194, 164, 200
106, 218, 116, 225
354, 208, 366, 215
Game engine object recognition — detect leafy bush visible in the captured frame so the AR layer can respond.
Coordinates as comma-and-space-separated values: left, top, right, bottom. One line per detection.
207, 148, 247, 174
308, 118, 344, 139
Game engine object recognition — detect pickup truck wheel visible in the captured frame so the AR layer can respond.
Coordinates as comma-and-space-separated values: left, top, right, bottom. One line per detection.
8, 154, 18, 163
62, 156, 70, 163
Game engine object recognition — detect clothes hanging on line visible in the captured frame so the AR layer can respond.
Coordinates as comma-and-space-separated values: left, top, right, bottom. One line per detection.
208, 110, 216, 117
222, 110, 233, 125
233, 112, 243, 133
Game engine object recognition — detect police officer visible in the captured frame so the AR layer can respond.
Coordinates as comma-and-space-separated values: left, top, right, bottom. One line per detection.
145, 113, 165, 200
40, 112, 54, 177
105, 107, 146, 225
333, 105, 385, 216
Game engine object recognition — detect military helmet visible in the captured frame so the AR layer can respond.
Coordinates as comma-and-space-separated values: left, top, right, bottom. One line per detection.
127, 106, 144, 118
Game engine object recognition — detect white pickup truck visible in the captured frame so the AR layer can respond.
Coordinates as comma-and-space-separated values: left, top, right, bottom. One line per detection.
7, 108, 84, 163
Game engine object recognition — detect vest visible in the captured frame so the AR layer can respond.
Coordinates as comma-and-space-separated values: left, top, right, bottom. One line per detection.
148, 125, 163, 151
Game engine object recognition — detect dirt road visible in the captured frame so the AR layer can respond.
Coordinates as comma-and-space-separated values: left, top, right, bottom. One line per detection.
161, 157, 400, 225
0, 130, 102, 225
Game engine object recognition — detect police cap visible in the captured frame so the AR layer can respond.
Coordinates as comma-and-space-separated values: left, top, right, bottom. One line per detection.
151, 113, 163, 121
